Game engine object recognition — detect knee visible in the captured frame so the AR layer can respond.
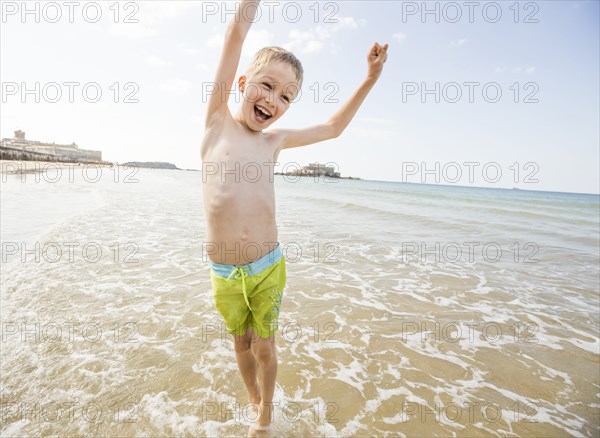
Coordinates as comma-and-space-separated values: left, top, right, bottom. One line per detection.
233, 339, 251, 354
252, 342, 276, 365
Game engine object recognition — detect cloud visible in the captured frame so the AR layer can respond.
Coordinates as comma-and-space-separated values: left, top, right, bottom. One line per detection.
283, 16, 366, 54
304, 39, 325, 53
524, 66, 536, 74
284, 29, 324, 54
450, 38, 467, 47
146, 55, 170, 67
109, 23, 158, 39
205, 33, 223, 49
334, 16, 366, 31
241, 29, 276, 58
107, 2, 200, 39
159, 79, 193, 94
392, 32, 407, 44
205, 29, 275, 59
180, 46, 201, 55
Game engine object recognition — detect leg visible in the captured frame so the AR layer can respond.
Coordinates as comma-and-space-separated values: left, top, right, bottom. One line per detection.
249, 328, 278, 427
233, 326, 261, 406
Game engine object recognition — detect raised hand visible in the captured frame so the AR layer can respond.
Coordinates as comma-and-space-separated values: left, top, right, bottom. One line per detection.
367, 42, 389, 81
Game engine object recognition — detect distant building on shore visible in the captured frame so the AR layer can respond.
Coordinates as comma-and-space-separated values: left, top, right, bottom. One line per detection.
1, 130, 102, 162
290, 162, 341, 178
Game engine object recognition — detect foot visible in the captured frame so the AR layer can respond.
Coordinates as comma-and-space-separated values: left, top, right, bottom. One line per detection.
247, 422, 276, 438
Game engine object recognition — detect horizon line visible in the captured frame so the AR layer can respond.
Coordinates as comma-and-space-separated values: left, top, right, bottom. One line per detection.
178, 167, 600, 197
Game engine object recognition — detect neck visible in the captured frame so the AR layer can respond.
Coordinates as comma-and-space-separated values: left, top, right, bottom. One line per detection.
234, 111, 263, 134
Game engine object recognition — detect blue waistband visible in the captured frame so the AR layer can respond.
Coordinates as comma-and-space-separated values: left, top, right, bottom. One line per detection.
209, 243, 282, 278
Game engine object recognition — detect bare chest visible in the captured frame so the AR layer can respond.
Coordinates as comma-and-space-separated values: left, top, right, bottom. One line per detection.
203, 131, 278, 187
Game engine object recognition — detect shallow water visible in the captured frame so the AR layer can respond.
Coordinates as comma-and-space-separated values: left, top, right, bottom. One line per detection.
1, 166, 598, 437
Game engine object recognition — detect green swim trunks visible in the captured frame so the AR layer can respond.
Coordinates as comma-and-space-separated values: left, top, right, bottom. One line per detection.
209, 243, 286, 339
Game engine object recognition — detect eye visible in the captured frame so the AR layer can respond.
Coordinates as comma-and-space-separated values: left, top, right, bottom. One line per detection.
281, 95, 290, 103
262, 82, 272, 89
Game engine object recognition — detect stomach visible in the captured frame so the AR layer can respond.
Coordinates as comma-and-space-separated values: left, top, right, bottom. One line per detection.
202, 184, 278, 265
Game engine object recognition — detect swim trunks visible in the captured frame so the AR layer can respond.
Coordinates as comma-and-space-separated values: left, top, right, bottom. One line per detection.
209, 243, 286, 339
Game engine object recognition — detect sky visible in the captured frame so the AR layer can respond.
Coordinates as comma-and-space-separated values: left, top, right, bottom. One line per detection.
1, 0, 599, 194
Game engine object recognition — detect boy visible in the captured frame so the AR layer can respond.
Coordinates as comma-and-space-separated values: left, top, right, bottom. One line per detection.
201, 1, 388, 436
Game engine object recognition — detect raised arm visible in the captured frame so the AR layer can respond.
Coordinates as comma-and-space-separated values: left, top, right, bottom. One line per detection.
274, 42, 389, 150
204, 0, 260, 127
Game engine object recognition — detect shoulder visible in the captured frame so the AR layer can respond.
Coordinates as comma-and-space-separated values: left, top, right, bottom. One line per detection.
263, 128, 288, 159
264, 128, 289, 150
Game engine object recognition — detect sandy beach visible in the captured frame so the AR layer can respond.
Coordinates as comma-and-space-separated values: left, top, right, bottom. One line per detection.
1, 167, 598, 436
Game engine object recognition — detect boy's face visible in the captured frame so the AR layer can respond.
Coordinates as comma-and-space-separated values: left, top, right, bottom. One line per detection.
238, 62, 300, 132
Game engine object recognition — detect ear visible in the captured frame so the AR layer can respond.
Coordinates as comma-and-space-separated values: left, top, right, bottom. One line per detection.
238, 75, 246, 94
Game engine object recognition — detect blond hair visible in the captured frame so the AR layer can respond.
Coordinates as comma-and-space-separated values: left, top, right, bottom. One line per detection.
245, 46, 304, 90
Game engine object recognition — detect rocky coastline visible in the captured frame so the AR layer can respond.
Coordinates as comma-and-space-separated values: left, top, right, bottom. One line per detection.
121, 161, 179, 170
0, 146, 111, 165
274, 172, 362, 180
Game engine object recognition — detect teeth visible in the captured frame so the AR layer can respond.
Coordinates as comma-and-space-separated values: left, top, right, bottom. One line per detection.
256, 105, 271, 117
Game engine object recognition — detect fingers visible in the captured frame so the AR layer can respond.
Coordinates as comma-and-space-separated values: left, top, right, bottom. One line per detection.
368, 42, 389, 67
369, 42, 389, 62
371, 42, 389, 54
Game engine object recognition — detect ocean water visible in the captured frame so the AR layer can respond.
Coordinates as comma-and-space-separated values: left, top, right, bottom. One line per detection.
1, 165, 599, 437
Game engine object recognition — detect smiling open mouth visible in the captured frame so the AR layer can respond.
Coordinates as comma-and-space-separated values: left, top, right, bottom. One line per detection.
254, 105, 272, 121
